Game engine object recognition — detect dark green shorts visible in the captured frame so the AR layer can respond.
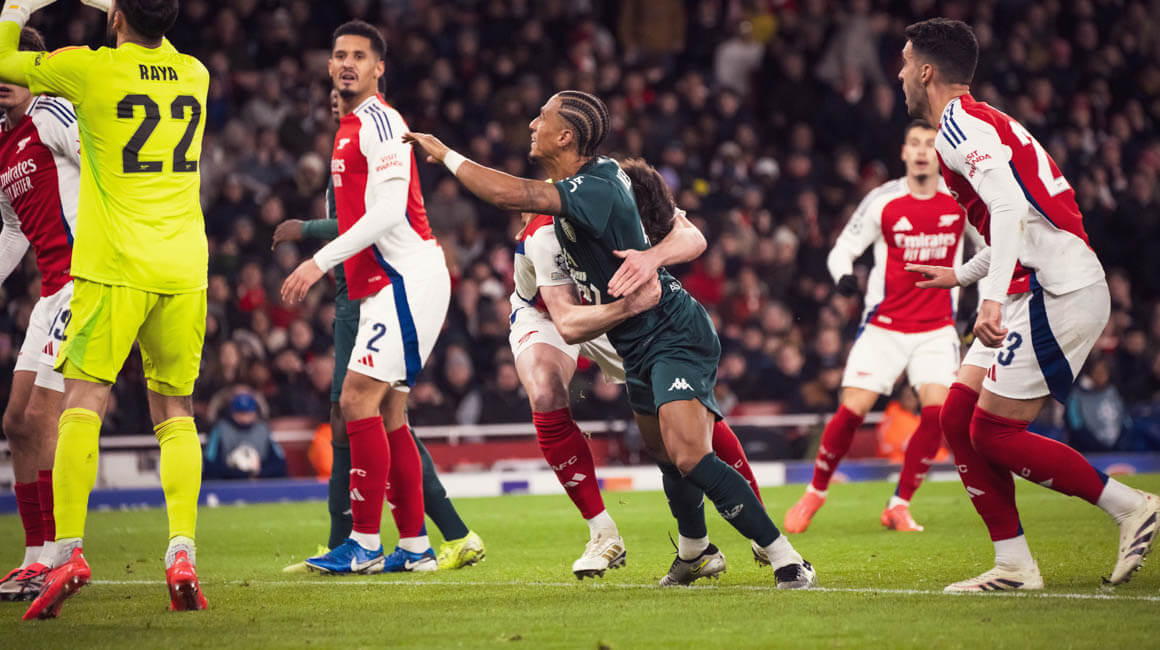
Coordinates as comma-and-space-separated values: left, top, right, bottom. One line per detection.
331, 316, 359, 403
622, 298, 722, 419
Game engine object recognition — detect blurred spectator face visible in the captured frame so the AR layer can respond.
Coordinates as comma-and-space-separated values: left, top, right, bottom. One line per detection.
208, 274, 231, 304
1088, 358, 1111, 388
330, 33, 384, 101
220, 341, 241, 368
760, 302, 793, 335
289, 319, 313, 352
901, 124, 937, 179
260, 196, 285, 227
230, 393, 260, 427
815, 328, 842, 358
776, 345, 805, 377
496, 363, 520, 391
444, 346, 474, 390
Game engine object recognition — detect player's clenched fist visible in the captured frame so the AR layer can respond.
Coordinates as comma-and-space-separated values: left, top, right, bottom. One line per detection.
973, 299, 1008, 348
281, 259, 324, 305
402, 132, 449, 164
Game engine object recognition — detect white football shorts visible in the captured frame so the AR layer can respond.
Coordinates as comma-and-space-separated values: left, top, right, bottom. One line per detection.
509, 305, 626, 384
841, 323, 960, 394
14, 281, 73, 392
347, 260, 450, 392
978, 279, 1109, 402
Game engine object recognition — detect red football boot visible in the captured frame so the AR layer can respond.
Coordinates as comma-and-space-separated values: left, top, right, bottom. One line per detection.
22, 548, 90, 620
166, 550, 207, 611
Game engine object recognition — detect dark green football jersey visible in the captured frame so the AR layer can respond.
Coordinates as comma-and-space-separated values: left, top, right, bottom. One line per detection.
552, 156, 685, 351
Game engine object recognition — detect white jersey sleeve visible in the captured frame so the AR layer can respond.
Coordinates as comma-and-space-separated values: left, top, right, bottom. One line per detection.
525, 226, 572, 289
826, 179, 893, 283
0, 193, 29, 283
937, 105, 1025, 303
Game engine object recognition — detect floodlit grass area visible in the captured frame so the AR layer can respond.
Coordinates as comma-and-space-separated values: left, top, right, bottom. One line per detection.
2, 475, 1158, 648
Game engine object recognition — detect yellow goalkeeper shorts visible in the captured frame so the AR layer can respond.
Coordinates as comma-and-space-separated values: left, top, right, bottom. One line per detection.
55, 278, 206, 396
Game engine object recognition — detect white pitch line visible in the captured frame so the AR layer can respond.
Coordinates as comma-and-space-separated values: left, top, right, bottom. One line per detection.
90, 579, 1160, 602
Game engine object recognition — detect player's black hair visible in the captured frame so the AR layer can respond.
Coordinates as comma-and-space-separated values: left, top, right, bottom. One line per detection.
116, 0, 179, 40
333, 20, 387, 60
621, 158, 676, 243
556, 90, 609, 158
18, 26, 45, 52
904, 18, 978, 86
904, 119, 935, 137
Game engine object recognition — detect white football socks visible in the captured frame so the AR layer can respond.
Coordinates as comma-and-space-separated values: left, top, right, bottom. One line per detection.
586, 510, 617, 538
166, 535, 196, 568
21, 545, 41, 568
764, 535, 804, 571
1097, 478, 1146, 523
677, 535, 710, 561
994, 535, 1035, 569
36, 541, 56, 569
398, 535, 430, 554
806, 485, 828, 500
887, 495, 909, 510
350, 531, 381, 552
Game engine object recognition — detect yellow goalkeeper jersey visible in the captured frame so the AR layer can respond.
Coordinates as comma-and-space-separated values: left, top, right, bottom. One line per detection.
16, 27, 209, 293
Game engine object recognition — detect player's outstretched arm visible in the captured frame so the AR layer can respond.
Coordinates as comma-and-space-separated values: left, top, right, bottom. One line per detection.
0, 2, 55, 86
404, 132, 562, 216
540, 279, 661, 345
0, 201, 31, 284
607, 209, 705, 298
271, 219, 339, 249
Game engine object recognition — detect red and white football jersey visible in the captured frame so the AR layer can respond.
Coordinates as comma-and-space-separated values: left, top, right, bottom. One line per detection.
936, 94, 1103, 300
828, 177, 967, 333
329, 94, 437, 300
511, 214, 572, 315
0, 96, 79, 296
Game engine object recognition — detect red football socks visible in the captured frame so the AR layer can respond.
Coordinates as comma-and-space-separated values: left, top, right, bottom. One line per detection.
346, 416, 390, 535
971, 406, 1107, 504
809, 405, 864, 491
941, 383, 1021, 541
37, 470, 54, 542
14, 482, 43, 547
711, 419, 763, 504
534, 408, 605, 519
384, 425, 425, 538
896, 406, 943, 501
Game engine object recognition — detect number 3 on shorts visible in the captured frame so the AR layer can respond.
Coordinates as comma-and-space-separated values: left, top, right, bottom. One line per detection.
367, 322, 386, 352
996, 331, 1022, 366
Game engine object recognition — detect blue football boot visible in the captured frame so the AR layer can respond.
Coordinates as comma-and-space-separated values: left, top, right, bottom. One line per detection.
304, 539, 384, 574
381, 546, 438, 573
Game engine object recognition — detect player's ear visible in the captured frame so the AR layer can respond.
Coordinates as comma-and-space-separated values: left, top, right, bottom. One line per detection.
374, 59, 385, 80
919, 61, 934, 87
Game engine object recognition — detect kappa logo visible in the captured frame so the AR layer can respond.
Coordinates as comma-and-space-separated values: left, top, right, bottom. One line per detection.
16, 136, 31, 153
668, 377, 693, 391
893, 216, 913, 232
938, 213, 961, 227
721, 504, 744, 520
337, 138, 351, 150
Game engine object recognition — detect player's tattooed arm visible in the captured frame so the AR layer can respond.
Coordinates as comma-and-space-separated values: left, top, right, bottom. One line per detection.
403, 131, 562, 215
540, 279, 661, 344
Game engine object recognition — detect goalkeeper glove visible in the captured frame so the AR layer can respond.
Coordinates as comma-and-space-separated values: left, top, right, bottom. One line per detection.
79, 0, 110, 11
0, 0, 56, 27
835, 274, 859, 297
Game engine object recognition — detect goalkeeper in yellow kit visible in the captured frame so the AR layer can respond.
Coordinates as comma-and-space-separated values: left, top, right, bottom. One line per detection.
0, 0, 210, 619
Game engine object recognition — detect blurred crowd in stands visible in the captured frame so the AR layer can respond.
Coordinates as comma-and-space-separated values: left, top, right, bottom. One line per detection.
3, 0, 1160, 453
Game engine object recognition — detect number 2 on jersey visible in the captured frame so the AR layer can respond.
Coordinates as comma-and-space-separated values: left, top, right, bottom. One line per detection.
1008, 120, 1070, 197
118, 94, 202, 174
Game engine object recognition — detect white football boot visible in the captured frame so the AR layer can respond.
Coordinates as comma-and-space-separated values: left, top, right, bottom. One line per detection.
944, 563, 1044, 592
571, 529, 626, 579
1107, 490, 1159, 585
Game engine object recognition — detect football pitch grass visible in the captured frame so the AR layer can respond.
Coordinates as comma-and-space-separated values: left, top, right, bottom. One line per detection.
2, 475, 1159, 648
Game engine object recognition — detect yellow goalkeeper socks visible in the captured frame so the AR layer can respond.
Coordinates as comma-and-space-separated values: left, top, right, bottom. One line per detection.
155, 416, 201, 542
53, 408, 102, 540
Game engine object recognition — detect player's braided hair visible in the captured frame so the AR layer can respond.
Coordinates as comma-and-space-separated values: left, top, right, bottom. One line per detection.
18, 26, 45, 52
556, 90, 610, 158
621, 158, 676, 243
904, 18, 978, 86
116, 0, 179, 40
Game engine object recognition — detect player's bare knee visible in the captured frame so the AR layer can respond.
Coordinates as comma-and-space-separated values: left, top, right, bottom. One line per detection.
2, 406, 28, 443
527, 382, 568, 413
